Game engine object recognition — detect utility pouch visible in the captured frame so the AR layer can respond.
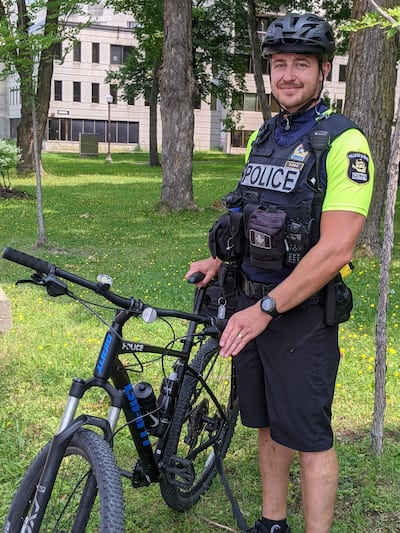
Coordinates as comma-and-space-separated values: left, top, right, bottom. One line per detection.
247, 207, 286, 270
208, 211, 245, 262
324, 274, 353, 326
201, 263, 240, 319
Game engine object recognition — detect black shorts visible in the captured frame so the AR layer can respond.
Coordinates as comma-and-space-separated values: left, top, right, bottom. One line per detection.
234, 293, 340, 452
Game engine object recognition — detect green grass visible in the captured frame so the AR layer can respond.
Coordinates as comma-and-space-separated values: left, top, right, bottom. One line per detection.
0, 151, 399, 532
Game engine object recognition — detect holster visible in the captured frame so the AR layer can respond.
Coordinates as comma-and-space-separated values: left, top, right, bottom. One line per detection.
324, 274, 353, 326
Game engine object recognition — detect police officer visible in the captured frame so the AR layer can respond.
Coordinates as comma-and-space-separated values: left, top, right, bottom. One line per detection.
186, 12, 373, 533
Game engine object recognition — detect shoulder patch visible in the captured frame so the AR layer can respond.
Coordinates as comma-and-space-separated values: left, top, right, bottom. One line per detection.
347, 152, 370, 184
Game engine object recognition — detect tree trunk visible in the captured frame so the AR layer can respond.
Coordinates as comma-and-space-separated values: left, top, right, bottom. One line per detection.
246, 0, 270, 122
344, 0, 398, 255
159, 0, 196, 210
16, 92, 35, 174
371, 94, 400, 455
149, 63, 161, 166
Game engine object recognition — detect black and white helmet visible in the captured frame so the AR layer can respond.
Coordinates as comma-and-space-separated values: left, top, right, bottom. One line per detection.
262, 13, 335, 62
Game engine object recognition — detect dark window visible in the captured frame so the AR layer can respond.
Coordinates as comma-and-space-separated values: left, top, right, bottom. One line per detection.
95, 121, 106, 142
118, 122, 127, 143
92, 42, 99, 63
54, 80, 62, 101
110, 85, 118, 104
247, 55, 269, 75
232, 92, 244, 111
59, 118, 71, 140
84, 120, 95, 134
339, 64, 347, 82
231, 129, 253, 148
71, 119, 83, 141
128, 122, 139, 143
48, 118, 59, 140
110, 45, 123, 64
47, 118, 138, 144
110, 44, 132, 64
73, 41, 81, 62
73, 82, 81, 102
54, 42, 62, 60
92, 83, 99, 103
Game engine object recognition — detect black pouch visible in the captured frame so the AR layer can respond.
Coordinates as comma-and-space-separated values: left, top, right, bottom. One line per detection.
208, 211, 245, 261
324, 274, 353, 326
200, 263, 240, 319
247, 207, 286, 270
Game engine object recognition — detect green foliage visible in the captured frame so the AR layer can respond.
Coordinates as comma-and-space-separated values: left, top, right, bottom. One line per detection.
0, 151, 399, 531
0, 140, 21, 188
341, 7, 400, 36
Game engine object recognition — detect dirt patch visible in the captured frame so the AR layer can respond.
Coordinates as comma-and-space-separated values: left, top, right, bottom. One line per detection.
0, 187, 34, 200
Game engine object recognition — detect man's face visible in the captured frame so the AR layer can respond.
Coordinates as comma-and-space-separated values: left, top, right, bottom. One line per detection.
270, 53, 331, 113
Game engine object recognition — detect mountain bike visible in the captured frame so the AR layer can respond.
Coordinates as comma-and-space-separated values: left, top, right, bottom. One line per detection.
2, 247, 239, 533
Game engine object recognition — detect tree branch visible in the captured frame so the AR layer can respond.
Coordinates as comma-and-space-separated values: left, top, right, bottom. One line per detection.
368, 0, 399, 27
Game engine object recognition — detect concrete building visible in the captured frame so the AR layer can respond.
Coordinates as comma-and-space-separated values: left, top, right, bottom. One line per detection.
0, 4, 399, 154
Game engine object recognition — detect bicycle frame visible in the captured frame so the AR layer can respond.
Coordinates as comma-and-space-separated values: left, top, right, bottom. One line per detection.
2, 247, 238, 532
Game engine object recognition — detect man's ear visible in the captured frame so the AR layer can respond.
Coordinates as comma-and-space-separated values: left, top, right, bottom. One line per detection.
322, 61, 331, 80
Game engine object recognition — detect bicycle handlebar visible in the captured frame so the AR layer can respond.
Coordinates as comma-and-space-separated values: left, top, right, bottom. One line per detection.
2, 247, 225, 330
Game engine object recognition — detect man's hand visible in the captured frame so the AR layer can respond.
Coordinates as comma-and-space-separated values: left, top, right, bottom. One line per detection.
185, 256, 223, 287
219, 302, 272, 357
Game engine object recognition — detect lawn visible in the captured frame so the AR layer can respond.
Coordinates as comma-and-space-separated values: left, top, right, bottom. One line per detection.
0, 151, 399, 532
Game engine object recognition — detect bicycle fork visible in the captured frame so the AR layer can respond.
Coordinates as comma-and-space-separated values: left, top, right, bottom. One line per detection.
20, 378, 124, 533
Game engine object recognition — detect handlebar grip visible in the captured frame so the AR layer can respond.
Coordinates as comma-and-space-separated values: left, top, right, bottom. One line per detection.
187, 271, 206, 284
2, 247, 53, 274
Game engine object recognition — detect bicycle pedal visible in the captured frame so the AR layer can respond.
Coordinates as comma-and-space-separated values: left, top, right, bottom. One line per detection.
164, 455, 195, 490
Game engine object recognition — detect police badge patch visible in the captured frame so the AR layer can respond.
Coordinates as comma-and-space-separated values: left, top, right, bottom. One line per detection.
347, 152, 369, 184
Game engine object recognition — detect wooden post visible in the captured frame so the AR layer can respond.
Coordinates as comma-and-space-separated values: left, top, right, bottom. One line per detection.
0, 287, 12, 333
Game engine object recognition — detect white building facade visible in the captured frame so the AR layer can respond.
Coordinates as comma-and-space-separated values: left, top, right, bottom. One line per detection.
1, 4, 399, 154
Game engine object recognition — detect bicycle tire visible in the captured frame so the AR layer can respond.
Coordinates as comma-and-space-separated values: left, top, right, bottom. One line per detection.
3, 428, 124, 533
160, 337, 239, 511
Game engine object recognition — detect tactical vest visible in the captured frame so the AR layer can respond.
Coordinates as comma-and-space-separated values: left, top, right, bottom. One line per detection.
223, 112, 358, 276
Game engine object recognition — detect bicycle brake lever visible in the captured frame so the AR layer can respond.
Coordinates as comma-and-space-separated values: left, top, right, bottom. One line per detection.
16, 272, 46, 286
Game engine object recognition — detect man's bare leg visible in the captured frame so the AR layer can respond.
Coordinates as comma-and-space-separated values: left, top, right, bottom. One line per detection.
258, 427, 295, 520
299, 447, 338, 533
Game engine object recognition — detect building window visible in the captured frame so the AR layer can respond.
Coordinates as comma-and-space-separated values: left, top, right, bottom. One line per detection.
54, 42, 62, 61
92, 42, 99, 63
231, 129, 253, 148
73, 81, 81, 102
110, 44, 132, 64
54, 80, 62, 101
92, 83, 99, 103
47, 118, 139, 144
339, 64, 347, 82
73, 41, 81, 62
247, 55, 269, 75
9, 86, 20, 106
110, 85, 118, 104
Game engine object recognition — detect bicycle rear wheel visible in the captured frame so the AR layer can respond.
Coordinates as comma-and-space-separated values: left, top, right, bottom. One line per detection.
160, 338, 239, 511
4, 428, 124, 533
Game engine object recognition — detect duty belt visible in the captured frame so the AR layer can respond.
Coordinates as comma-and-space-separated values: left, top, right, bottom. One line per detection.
241, 278, 323, 306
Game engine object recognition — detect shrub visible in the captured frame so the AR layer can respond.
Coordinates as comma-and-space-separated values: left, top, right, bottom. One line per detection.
0, 140, 21, 189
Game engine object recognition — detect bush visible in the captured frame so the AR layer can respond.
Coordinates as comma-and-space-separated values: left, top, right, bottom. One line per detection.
0, 140, 21, 188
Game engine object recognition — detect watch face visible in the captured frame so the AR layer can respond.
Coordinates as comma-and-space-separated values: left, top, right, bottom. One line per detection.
261, 296, 277, 316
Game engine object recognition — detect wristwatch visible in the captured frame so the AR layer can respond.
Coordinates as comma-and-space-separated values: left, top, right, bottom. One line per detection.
260, 295, 280, 318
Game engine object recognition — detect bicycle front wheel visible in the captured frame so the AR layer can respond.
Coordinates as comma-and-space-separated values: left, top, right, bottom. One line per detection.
160, 337, 239, 511
4, 428, 124, 533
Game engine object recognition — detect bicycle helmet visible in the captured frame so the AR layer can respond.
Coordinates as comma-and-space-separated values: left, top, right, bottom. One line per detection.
262, 13, 335, 62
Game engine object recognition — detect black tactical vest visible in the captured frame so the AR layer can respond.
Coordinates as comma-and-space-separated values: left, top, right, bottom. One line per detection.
223, 112, 358, 280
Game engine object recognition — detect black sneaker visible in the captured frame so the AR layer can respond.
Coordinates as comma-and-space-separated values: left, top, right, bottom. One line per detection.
249, 520, 291, 533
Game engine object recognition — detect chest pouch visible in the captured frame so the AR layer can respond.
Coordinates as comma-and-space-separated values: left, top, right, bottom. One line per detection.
247, 206, 286, 270
208, 211, 246, 262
